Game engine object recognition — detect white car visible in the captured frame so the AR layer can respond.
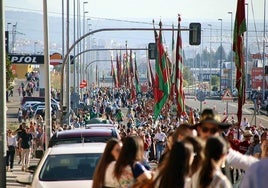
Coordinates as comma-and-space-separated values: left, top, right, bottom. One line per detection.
17, 142, 106, 188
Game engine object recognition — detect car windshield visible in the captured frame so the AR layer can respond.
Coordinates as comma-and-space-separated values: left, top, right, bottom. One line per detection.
39, 153, 101, 181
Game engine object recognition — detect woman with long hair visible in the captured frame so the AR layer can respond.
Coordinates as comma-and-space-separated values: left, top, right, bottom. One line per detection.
183, 136, 204, 177
113, 136, 152, 188
154, 141, 195, 188
92, 138, 122, 188
192, 136, 232, 188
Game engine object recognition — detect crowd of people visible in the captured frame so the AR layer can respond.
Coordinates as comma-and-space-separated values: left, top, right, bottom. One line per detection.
6, 80, 268, 187
91, 107, 268, 188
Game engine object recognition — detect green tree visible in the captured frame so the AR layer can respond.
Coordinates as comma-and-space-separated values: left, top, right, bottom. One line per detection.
6, 55, 15, 90
211, 75, 220, 90
215, 45, 226, 62
183, 66, 194, 86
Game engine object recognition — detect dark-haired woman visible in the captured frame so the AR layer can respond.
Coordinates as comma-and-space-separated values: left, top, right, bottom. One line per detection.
154, 140, 195, 188
191, 136, 232, 188
108, 136, 152, 188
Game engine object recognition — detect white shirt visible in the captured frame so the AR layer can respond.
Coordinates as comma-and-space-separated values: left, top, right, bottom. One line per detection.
7, 135, 17, 147
104, 161, 119, 187
191, 168, 232, 188
226, 148, 258, 170
155, 132, 166, 142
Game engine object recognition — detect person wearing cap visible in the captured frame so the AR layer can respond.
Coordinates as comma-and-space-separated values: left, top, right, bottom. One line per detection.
238, 130, 253, 154
195, 108, 258, 171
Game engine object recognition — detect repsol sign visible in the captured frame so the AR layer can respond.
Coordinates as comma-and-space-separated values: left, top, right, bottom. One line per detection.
9, 54, 44, 64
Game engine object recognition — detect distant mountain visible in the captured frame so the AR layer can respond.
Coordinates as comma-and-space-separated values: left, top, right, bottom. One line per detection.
5, 10, 265, 59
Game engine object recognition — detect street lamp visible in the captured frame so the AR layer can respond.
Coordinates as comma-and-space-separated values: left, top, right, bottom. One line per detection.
82, 11, 88, 81
218, 18, 223, 97
262, 0, 267, 101
6, 22, 11, 53
228, 11, 233, 92
82, 1, 88, 82
208, 24, 212, 91
245, 3, 249, 92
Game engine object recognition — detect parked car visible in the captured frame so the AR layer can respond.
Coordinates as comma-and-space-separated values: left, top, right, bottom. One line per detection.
17, 142, 106, 188
21, 101, 42, 110
48, 128, 120, 147
21, 96, 45, 106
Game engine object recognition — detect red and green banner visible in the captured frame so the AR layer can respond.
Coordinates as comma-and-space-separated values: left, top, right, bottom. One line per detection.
233, 0, 246, 128
175, 16, 186, 116
111, 58, 118, 88
153, 21, 170, 120
147, 59, 154, 88
134, 53, 141, 93
116, 54, 122, 87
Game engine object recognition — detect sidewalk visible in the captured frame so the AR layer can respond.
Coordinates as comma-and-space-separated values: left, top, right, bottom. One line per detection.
6, 78, 40, 187
7, 78, 39, 129
6, 154, 40, 188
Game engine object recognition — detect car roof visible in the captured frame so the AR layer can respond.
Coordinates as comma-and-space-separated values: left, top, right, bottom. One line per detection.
85, 123, 115, 129
54, 128, 115, 138
48, 142, 106, 155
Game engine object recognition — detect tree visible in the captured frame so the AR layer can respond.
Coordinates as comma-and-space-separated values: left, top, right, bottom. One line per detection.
215, 45, 226, 62
183, 66, 194, 86
211, 75, 220, 90
6, 55, 15, 90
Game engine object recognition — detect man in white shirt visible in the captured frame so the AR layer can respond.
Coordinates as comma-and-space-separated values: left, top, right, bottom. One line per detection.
154, 127, 167, 162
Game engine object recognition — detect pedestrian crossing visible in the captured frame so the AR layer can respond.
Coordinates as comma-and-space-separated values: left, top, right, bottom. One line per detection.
6, 155, 40, 188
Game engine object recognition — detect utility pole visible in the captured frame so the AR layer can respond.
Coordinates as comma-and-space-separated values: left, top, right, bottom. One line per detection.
228, 11, 233, 92
208, 24, 212, 91
0, 0, 7, 186
218, 18, 223, 96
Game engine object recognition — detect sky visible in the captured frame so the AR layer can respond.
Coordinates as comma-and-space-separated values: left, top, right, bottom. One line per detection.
4, 0, 266, 56
5, 0, 265, 22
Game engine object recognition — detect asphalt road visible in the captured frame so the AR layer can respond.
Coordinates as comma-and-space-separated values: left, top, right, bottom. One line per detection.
185, 96, 268, 128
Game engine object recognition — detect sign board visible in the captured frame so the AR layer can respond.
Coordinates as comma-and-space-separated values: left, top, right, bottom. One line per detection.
9, 53, 74, 65
222, 89, 233, 101
9, 54, 44, 64
251, 67, 265, 89
196, 91, 206, 102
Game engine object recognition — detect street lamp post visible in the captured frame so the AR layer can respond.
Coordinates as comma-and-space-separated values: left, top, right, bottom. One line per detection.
82, 3, 88, 81
218, 18, 223, 96
6, 22, 11, 53
228, 12, 233, 92
245, 3, 249, 92
263, 0, 267, 102
208, 24, 212, 91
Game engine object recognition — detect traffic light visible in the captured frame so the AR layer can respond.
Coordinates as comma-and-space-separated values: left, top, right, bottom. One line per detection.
148, 43, 156, 60
265, 65, 268, 75
189, 23, 201, 45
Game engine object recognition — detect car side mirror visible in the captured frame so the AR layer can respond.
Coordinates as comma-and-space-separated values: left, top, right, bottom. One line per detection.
16, 174, 33, 185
